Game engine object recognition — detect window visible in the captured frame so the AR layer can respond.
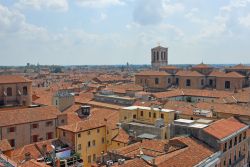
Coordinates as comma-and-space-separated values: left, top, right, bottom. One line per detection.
117, 143, 120, 146
176, 78, 179, 85
153, 113, 156, 118
78, 133, 81, 138
92, 140, 96, 146
7, 87, 12, 96
102, 137, 105, 144
224, 142, 227, 152
88, 155, 91, 163
63, 131, 66, 137
229, 139, 232, 149
31, 123, 39, 129
243, 131, 246, 139
155, 78, 159, 85
9, 139, 15, 147
124, 116, 127, 120
32, 135, 38, 142
88, 141, 91, 147
209, 79, 213, 86
234, 136, 237, 146
223, 160, 226, 166
23, 86, 28, 95
78, 144, 81, 150
61, 119, 65, 124
149, 112, 151, 118
97, 129, 100, 133
93, 154, 96, 162
46, 132, 53, 140
186, 79, 191, 86
225, 81, 231, 89
239, 134, 242, 142
8, 127, 16, 133
157, 51, 159, 60
87, 130, 91, 135
140, 111, 143, 117
168, 78, 171, 84
133, 115, 136, 119
161, 113, 164, 119
201, 79, 204, 86
46, 121, 53, 127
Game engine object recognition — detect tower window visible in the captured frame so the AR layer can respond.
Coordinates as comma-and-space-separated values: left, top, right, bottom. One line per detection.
23, 86, 28, 95
155, 78, 159, 85
201, 79, 204, 86
186, 79, 191, 86
7, 87, 12, 96
225, 81, 230, 89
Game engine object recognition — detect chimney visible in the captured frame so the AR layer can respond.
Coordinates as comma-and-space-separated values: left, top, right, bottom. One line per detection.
152, 158, 155, 165
24, 152, 31, 161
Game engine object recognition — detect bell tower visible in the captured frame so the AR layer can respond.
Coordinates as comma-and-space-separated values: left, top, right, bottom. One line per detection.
151, 45, 168, 70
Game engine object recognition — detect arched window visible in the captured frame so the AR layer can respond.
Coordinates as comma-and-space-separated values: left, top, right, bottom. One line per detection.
23, 86, 28, 95
7, 87, 12, 96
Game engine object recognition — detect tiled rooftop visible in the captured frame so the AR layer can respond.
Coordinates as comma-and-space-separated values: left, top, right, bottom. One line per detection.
203, 118, 248, 140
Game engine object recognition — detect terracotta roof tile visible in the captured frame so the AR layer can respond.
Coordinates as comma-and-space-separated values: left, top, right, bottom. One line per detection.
135, 71, 170, 76
192, 63, 213, 69
112, 129, 130, 144
58, 119, 105, 132
0, 106, 61, 127
203, 118, 247, 140
176, 70, 204, 77
0, 75, 31, 84
0, 139, 12, 152
158, 137, 215, 167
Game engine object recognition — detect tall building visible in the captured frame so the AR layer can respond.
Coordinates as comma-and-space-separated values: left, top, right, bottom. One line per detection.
151, 45, 168, 70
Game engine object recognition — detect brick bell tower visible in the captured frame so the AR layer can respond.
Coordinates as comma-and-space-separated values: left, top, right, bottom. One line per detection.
151, 44, 168, 70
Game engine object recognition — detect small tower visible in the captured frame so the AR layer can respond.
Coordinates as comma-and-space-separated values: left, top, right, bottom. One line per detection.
151, 45, 168, 70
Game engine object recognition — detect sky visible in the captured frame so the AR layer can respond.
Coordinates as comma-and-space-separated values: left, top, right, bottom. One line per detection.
0, 0, 250, 66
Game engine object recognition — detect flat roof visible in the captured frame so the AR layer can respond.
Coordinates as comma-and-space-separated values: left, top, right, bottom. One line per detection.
189, 123, 208, 129
196, 119, 213, 124
174, 119, 195, 124
123, 106, 175, 113
137, 133, 157, 139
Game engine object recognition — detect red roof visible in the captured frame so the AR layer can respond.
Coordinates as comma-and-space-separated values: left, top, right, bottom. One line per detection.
192, 63, 213, 69
203, 118, 247, 140
135, 71, 170, 76
209, 71, 244, 78
176, 70, 204, 77
0, 75, 31, 84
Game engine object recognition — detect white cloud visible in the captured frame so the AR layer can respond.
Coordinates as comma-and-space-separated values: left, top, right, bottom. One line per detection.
220, 0, 250, 13
15, 0, 68, 12
185, 8, 208, 25
239, 14, 250, 28
0, 4, 47, 36
76, 0, 125, 8
162, 1, 185, 17
132, 0, 185, 26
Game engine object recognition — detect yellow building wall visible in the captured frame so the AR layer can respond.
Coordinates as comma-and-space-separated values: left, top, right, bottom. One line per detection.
76, 126, 107, 167
108, 141, 127, 151
119, 108, 175, 125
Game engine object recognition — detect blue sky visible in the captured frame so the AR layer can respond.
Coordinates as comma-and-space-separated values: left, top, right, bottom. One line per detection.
0, 0, 250, 65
